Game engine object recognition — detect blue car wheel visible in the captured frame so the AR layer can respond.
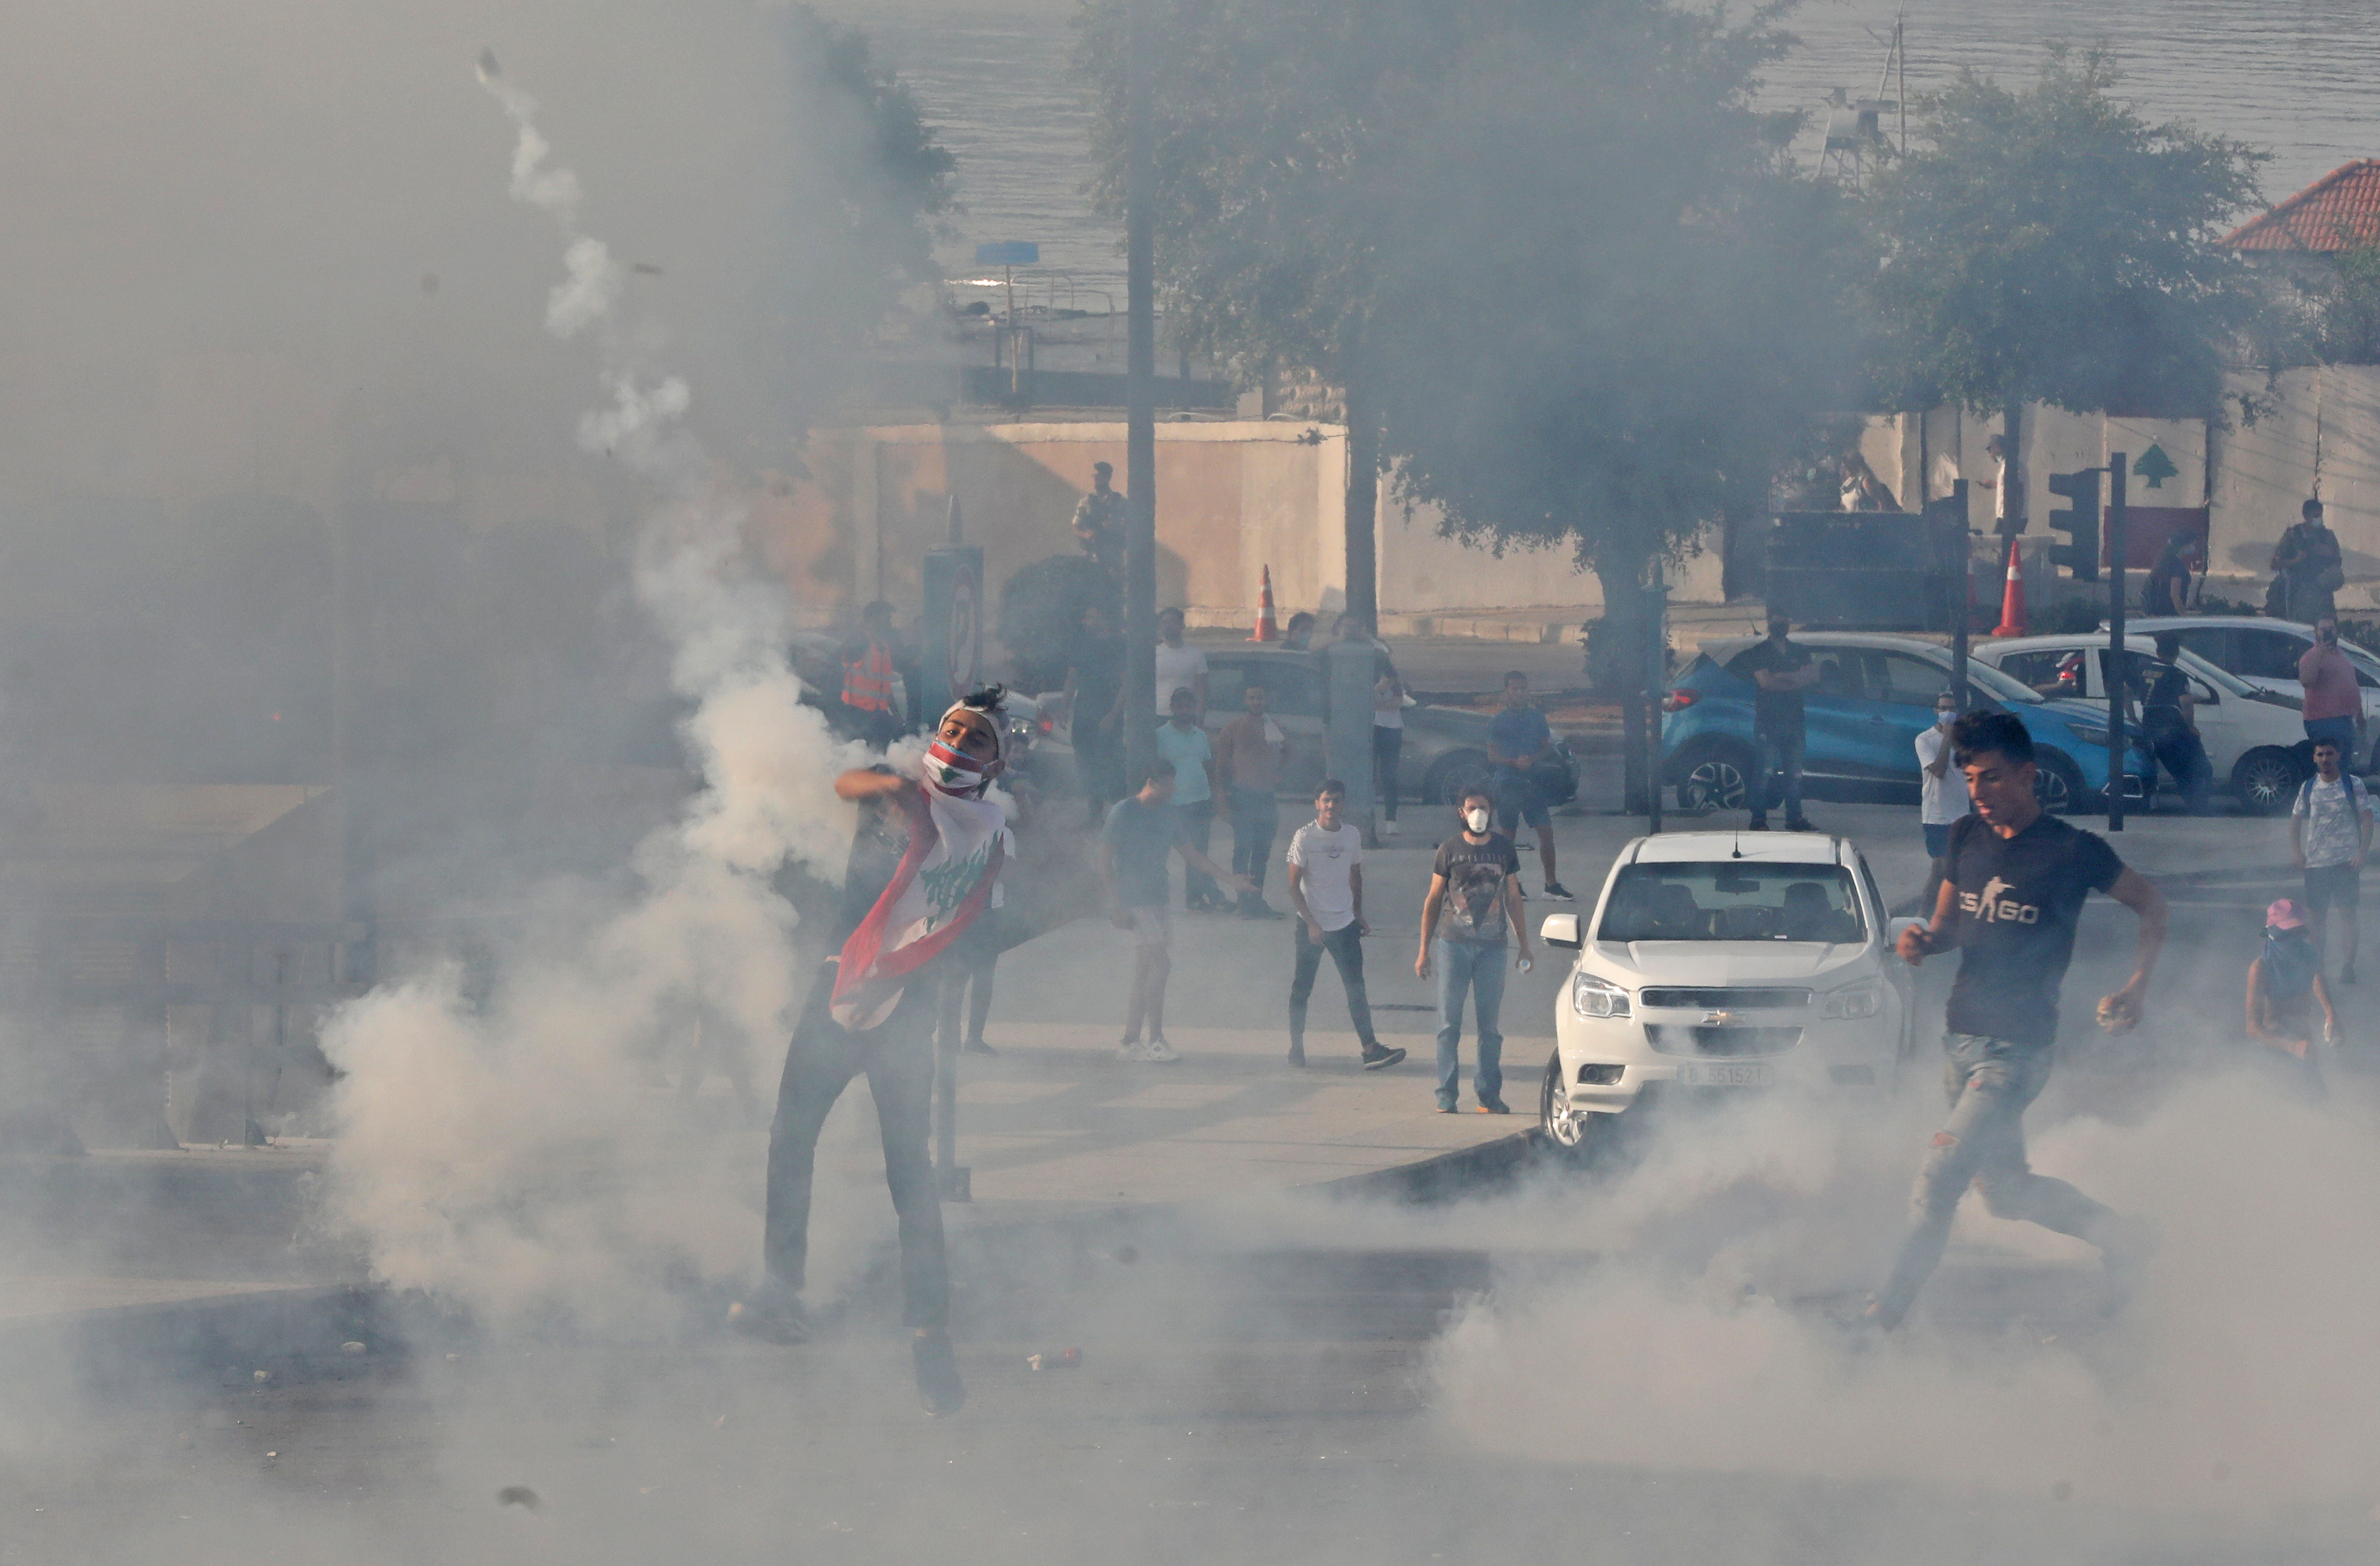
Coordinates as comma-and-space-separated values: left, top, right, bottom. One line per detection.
2032, 749, 2082, 815
1672, 738, 1752, 813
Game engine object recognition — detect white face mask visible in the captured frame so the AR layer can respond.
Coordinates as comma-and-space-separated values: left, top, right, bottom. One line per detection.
1936, 707, 1955, 728
1464, 807, 1491, 833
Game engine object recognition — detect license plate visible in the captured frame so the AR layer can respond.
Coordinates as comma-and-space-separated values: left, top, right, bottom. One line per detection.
1675, 1061, 1773, 1088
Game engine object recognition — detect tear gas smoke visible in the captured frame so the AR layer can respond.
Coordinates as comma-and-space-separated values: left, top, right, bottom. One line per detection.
1433, 1069, 2380, 1518
318, 55, 862, 1331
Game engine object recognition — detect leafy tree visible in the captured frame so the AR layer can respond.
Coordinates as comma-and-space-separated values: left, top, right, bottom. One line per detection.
2305, 246, 2380, 365
1077, 0, 1864, 622
998, 554, 1119, 692
1864, 47, 2270, 511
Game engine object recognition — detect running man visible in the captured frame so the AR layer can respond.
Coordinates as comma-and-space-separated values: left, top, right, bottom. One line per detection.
1872, 710, 2165, 1330
741, 689, 1017, 1416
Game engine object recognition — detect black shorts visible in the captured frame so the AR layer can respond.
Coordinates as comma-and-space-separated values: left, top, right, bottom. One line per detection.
2305, 862, 2361, 913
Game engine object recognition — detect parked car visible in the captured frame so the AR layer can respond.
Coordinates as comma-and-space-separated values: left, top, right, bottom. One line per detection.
2124, 615, 2380, 771
1967, 635, 2309, 812
1662, 632, 2154, 817
1038, 646, 1579, 807
1535, 830, 1915, 1151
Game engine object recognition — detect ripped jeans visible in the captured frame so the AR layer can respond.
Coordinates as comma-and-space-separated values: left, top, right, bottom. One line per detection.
1872, 1032, 2118, 1326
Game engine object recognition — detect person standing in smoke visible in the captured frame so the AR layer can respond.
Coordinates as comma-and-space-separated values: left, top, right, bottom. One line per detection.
2245, 898, 2336, 1101
735, 689, 1016, 1417
1871, 710, 2166, 1331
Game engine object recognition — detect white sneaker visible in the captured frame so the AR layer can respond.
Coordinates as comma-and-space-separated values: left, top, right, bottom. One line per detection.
1117, 1039, 1148, 1062
1380, 819, 1400, 839
1142, 1037, 1182, 1063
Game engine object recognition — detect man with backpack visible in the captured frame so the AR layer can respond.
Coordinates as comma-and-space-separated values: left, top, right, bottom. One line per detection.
2293, 736, 2374, 984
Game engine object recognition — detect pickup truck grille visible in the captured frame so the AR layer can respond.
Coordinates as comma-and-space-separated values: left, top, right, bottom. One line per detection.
1637, 987, 1811, 1011
1648, 1025, 1805, 1057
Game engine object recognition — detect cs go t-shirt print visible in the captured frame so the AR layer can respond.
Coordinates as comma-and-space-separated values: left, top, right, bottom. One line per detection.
1940, 811, 2124, 1049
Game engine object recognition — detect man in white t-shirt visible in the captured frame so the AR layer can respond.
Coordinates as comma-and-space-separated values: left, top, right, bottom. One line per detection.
1916, 691, 1970, 858
2293, 735, 2375, 983
1915, 690, 1971, 911
1154, 607, 1209, 717
1284, 779, 1408, 1072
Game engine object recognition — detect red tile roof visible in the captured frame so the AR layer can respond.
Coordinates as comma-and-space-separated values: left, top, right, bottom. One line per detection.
2225, 160, 2380, 252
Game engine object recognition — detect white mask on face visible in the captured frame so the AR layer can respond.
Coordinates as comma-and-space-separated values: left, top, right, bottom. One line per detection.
1464, 807, 1492, 833
1936, 708, 1954, 727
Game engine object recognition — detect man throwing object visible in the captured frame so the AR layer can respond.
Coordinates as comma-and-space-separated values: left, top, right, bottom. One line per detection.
1870, 710, 2165, 1330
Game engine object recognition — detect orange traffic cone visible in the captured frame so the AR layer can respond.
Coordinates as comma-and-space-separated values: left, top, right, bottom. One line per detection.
1990, 534, 2028, 638
1249, 564, 1280, 642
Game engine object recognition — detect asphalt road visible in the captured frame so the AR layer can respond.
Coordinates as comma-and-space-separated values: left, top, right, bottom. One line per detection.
12, 812, 2373, 1565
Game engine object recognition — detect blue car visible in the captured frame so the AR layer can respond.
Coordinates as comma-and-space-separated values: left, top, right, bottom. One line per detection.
1662, 632, 2155, 816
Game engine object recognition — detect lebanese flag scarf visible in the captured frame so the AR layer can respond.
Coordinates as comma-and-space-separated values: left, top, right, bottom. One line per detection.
829, 765, 1007, 1031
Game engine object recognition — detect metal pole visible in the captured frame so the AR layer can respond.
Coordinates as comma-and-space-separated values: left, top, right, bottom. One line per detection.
1645, 559, 1666, 832
2107, 455, 2128, 831
1948, 479, 1972, 711
1121, 0, 1158, 788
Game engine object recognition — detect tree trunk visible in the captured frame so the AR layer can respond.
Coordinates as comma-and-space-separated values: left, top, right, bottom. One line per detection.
1343, 377, 1378, 633
1597, 559, 1647, 813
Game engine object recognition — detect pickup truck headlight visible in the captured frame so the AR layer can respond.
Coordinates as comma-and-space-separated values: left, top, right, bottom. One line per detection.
1821, 978, 1883, 1020
1572, 972, 1632, 1020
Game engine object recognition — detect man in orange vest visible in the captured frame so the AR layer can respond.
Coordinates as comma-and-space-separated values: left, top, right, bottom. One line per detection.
840, 600, 902, 747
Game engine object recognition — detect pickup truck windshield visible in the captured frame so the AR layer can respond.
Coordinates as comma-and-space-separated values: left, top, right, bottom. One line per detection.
1599, 863, 1866, 944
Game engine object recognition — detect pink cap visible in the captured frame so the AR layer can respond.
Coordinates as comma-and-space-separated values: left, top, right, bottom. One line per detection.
2268, 898, 2308, 929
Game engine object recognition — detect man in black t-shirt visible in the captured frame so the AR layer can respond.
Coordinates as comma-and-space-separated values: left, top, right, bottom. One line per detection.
1871, 710, 2168, 1331
1416, 786, 1534, 1114
1726, 615, 1817, 831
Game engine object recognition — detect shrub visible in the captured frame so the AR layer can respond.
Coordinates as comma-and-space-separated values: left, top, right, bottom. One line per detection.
998, 555, 1119, 692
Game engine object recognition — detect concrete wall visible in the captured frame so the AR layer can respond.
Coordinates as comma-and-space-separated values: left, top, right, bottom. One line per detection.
769, 421, 1351, 632
783, 420, 1726, 645
1376, 483, 1723, 619
2210, 368, 2380, 606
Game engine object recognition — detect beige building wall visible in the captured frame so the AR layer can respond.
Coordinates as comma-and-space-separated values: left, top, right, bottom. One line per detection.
782, 420, 1728, 643
2211, 368, 2380, 605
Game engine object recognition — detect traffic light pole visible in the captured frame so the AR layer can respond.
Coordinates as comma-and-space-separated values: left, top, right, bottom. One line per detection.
2106, 455, 2128, 832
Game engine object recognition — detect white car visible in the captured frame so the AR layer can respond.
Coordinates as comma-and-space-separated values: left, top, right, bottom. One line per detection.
1968, 634, 2310, 813
1536, 830, 1913, 1151
2125, 616, 2380, 771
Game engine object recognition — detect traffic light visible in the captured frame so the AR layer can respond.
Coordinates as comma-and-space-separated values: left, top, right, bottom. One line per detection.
2046, 468, 2101, 581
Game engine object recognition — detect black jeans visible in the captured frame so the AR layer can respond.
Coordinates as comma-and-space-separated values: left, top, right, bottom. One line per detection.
1751, 727, 1805, 824
1178, 798, 1218, 904
763, 961, 947, 1330
1372, 726, 1403, 821
2148, 727, 2214, 814
1228, 784, 1280, 894
1289, 921, 1379, 1053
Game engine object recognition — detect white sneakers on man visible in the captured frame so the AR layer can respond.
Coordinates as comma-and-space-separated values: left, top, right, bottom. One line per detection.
1117, 1038, 1181, 1064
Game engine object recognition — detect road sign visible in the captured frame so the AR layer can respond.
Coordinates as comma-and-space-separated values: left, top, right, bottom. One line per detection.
973, 242, 1039, 266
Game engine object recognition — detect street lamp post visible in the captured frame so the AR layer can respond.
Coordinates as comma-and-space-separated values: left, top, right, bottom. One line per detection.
1121, 0, 1157, 787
